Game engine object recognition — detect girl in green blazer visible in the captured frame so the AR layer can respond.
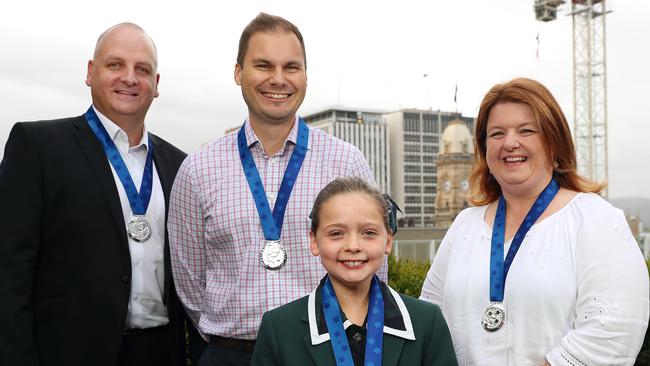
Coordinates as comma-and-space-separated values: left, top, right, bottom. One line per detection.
252, 177, 457, 366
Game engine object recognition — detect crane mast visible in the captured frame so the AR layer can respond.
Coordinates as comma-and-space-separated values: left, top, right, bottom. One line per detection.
534, 0, 610, 197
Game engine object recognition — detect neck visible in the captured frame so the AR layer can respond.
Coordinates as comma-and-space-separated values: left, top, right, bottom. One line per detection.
95, 107, 146, 147
330, 278, 372, 326
120, 122, 145, 147
502, 191, 539, 218
249, 117, 295, 156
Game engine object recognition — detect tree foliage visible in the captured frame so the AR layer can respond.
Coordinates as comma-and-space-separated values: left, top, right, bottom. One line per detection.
387, 255, 431, 297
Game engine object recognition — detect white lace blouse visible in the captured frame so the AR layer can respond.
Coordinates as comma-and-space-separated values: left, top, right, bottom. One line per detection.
420, 193, 649, 365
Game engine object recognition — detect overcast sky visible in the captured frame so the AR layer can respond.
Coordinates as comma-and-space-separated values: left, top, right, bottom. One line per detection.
1, 0, 648, 199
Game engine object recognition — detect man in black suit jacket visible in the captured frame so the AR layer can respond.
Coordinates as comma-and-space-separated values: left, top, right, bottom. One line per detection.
0, 23, 189, 366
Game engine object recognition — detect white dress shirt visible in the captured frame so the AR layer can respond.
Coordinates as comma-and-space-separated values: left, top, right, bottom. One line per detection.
94, 107, 168, 329
421, 192, 649, 365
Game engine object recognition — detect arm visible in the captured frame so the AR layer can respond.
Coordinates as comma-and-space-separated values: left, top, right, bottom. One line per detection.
251, 312, 281, 366
419, 209, 467, 305
168, 156, 207, 337
546, 207, 649, 365
0, 123, 43, 365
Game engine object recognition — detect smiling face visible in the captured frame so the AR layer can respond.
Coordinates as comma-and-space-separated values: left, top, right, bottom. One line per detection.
85, 25, 159, 128
234, 31, 307, 128
486, 102, 553, 198
310, 192, 392, 293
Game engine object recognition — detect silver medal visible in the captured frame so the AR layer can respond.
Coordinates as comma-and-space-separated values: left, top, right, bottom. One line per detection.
260, 240, 287, 270
482, 303, 506, 332
127, 215, 152, 243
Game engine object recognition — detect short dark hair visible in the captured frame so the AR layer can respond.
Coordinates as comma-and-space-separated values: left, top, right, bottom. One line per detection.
236, 12, 306, 68
309, 177, 389, 234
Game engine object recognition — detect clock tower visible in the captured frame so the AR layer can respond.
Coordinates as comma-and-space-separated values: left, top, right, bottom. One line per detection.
435, 119, 473, 228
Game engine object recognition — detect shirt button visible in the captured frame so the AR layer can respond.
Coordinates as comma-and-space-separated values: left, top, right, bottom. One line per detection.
352, 332, 362, 342
121, 274, 130, 283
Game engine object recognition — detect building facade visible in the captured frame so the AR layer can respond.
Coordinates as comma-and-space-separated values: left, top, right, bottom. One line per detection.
303, 106, 391, 194
387, 109, 474, 227
434, 120, 474, 227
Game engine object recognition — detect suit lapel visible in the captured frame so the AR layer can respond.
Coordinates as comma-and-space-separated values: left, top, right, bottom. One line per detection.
72, 115, 128, 245
150, 135, 173, 304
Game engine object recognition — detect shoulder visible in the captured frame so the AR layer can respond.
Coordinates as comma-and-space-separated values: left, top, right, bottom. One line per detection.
561, 192, 625, 227
12, 115, 84, 134
149, 133, 187, 160
307, 125, 363, 156
6, 116, 85, 148
263, 295, 309, 322
399, 293, 444, 319
178, 131, 238, 175
443, 205, 487, 240
455, 205, 487, 223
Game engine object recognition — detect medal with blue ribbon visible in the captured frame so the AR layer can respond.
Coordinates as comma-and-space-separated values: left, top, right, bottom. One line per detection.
483, 178, 560, 331
322, 275, 384, 366
85, 106, 154, 243
237, 119, 309, 270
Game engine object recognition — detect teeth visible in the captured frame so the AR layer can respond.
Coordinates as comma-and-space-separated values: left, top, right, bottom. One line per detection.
263, 93, 289, 99
342, 261, 364, 267
504, 156, 526, 162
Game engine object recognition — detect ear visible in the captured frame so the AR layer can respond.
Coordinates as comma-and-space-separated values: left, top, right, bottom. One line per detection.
85, 60, 94, 87
309, 231, 320, 257
384, 234, 393, 256
154, 73, 160, 98
234, 63, 242, 86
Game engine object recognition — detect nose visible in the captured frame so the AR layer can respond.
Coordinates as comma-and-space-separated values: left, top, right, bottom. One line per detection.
344, 236, 362, 252
503, 131, 520, 151
268, 68, 287, 86
120, 68, 138, 86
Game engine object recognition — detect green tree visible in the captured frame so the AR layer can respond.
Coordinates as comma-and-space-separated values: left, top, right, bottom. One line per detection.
387, 255, 430, 297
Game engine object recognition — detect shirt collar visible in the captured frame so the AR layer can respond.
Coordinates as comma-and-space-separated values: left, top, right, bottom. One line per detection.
242, 116, 311, 153
307, 275, 416, 345
92, 105, 149, 149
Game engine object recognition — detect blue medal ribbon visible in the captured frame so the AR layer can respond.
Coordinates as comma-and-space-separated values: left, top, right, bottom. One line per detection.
489, 178, 560, 302
237, 119, 309, 241
85, 107, 154, 216
322, 275, 384, 366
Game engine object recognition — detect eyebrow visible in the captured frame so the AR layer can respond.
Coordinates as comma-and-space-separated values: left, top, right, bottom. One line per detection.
488, 120, 536, 129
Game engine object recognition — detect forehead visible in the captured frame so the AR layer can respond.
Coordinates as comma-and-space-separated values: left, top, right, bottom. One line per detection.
486, 102, 535, 128
95, 26, 157, 65
244, 31, 304, 64
320, 192, 384, 218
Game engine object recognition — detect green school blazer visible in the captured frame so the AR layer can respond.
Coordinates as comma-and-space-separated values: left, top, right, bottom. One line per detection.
252, 280, 458, 366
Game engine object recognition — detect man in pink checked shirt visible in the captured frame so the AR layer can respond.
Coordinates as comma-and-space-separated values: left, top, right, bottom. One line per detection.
168, 13, 384, 366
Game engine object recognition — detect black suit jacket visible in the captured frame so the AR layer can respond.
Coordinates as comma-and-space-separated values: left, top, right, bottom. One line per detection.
0, 115, 188, 366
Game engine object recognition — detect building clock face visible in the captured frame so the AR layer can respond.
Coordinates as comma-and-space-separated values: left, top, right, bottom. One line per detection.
460, 179, 469, 192
443, 179, 451, 192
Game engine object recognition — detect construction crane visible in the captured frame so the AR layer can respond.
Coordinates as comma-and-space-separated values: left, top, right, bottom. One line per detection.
534, 0, 610, 197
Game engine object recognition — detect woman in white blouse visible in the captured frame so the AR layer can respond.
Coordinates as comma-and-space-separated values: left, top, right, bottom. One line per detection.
420, 77, 649, 365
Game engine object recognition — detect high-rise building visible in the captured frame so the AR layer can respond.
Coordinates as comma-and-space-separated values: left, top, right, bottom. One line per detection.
303, 106, 391, 194
387, 109, 474, 227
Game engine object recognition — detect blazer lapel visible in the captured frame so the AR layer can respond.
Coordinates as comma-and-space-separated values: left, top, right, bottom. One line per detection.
303, 334, 336, 366
301, 308, 335, 366
72, 115, 128, 245
382, 333, 406, 366
150, 135, 174, 305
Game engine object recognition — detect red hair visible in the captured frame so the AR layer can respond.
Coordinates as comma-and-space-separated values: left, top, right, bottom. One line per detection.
470, 78, 605, 205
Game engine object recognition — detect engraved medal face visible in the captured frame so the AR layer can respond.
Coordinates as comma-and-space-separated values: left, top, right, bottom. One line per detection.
127, 216, 152, 243
260, 240, 287, 270
482, 303, 506, 332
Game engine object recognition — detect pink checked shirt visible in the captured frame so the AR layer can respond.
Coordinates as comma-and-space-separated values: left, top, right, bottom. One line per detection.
169, 118, 385, 340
